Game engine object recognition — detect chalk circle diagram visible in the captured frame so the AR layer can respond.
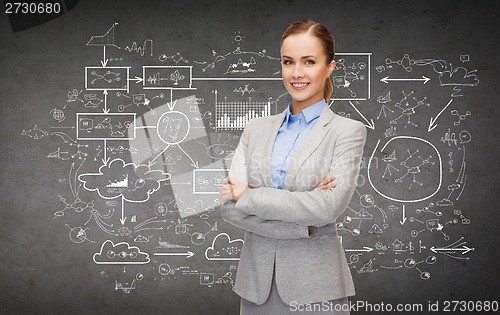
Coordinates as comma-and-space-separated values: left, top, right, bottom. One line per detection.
157, 111, 190, 144
368, 136, 442, 202
159, 262, 174, 275
66, 225, 90, 243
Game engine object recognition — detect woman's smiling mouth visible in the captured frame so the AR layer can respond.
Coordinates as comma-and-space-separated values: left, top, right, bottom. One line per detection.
291, 82, 309, 90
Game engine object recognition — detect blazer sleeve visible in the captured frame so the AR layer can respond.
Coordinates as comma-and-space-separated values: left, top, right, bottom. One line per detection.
221, 201, 310, 239
234, 122, 367, 227
220, 120, 311, 239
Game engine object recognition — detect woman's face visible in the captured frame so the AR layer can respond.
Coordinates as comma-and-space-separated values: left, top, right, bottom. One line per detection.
281, 33, 335, 109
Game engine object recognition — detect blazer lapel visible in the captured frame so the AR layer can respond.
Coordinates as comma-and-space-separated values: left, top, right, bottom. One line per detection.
259, 109, 287, 187
283, 106, 335, 190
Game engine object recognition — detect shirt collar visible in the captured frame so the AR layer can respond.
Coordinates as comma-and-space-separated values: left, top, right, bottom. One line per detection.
284, 99, 327, 124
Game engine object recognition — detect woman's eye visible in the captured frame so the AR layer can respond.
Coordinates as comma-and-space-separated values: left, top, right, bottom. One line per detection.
282, 60, 292, 65
305, 60, 315, 65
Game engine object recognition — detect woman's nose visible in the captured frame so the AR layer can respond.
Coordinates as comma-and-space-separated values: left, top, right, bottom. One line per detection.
292, 64, 304, 78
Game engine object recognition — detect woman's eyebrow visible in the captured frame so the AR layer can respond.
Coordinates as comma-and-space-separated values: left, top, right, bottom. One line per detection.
301, 55, 317, 59
281, 55, 318, 59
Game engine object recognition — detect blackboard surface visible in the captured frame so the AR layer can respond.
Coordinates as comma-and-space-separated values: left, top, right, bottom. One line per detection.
1, 0, 499, 314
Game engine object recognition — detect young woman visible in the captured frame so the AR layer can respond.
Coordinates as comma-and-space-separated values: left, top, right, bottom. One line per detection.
219, 20, 367, 314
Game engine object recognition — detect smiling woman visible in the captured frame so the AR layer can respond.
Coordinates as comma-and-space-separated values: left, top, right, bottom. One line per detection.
280, 21, 336, 114
220, 20, 367, 315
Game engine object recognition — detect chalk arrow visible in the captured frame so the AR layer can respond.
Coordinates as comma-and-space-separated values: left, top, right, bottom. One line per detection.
101, 139, 108, 165
101, 157, 110, 166
380, 75, 430, 84
428, 99, 453, 132
167, 99, 177, 112
101, 46, 109, 67
102, 90, 109, 113
120, 197, 127, 225
348, 101, 375, 130
345, 247, 374, 252
154, 251, 195, 258
430, 245, 474, 255
128, 75, 144, 84
400, 204, 407, 225
177, 144, 199, 169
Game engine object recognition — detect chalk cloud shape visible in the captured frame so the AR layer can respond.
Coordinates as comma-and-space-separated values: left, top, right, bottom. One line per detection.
93, 240, 150, 265
78, 158, 170, 202
205, 233, 243, 261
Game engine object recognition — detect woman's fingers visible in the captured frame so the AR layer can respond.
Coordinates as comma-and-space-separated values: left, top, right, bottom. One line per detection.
318, 183, 337, 190
322, 176, 336, 184
219, 190, 233, 203
229, 184, 235, 199
220, 178, 237, 203
318, 177, 329, 187
220, 181, 244, 202
317, 175, 337, 189
219, 184, 233, 202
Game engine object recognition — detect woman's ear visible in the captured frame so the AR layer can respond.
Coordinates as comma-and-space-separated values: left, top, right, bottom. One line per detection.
327, 60, 336, 77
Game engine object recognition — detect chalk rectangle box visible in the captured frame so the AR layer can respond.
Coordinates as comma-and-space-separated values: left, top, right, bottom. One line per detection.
76, 113, 136, 140
192, 169, 226, 194
143, 66, 193, 89
85, 67, 131, 91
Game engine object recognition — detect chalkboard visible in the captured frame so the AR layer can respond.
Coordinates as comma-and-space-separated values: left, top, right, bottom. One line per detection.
1, 0, 500, 314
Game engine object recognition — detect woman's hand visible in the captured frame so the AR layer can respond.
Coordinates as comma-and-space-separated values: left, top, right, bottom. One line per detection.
316, 175, 336, 190
219, 177, 249, 204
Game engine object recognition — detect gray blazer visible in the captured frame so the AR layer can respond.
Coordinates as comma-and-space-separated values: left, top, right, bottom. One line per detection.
221, 104, 367, 305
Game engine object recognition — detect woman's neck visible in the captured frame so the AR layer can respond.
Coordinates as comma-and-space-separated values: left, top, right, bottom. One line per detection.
291, 97, 324, 115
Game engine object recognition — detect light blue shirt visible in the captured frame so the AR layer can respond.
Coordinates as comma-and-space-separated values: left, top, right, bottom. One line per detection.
270, 99, 326, 189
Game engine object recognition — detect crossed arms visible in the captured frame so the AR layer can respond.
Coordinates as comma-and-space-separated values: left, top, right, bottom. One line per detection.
220, 120, 367, 240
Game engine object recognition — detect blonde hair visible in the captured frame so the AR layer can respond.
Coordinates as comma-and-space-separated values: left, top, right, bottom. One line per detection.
280, 20, 335, 103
